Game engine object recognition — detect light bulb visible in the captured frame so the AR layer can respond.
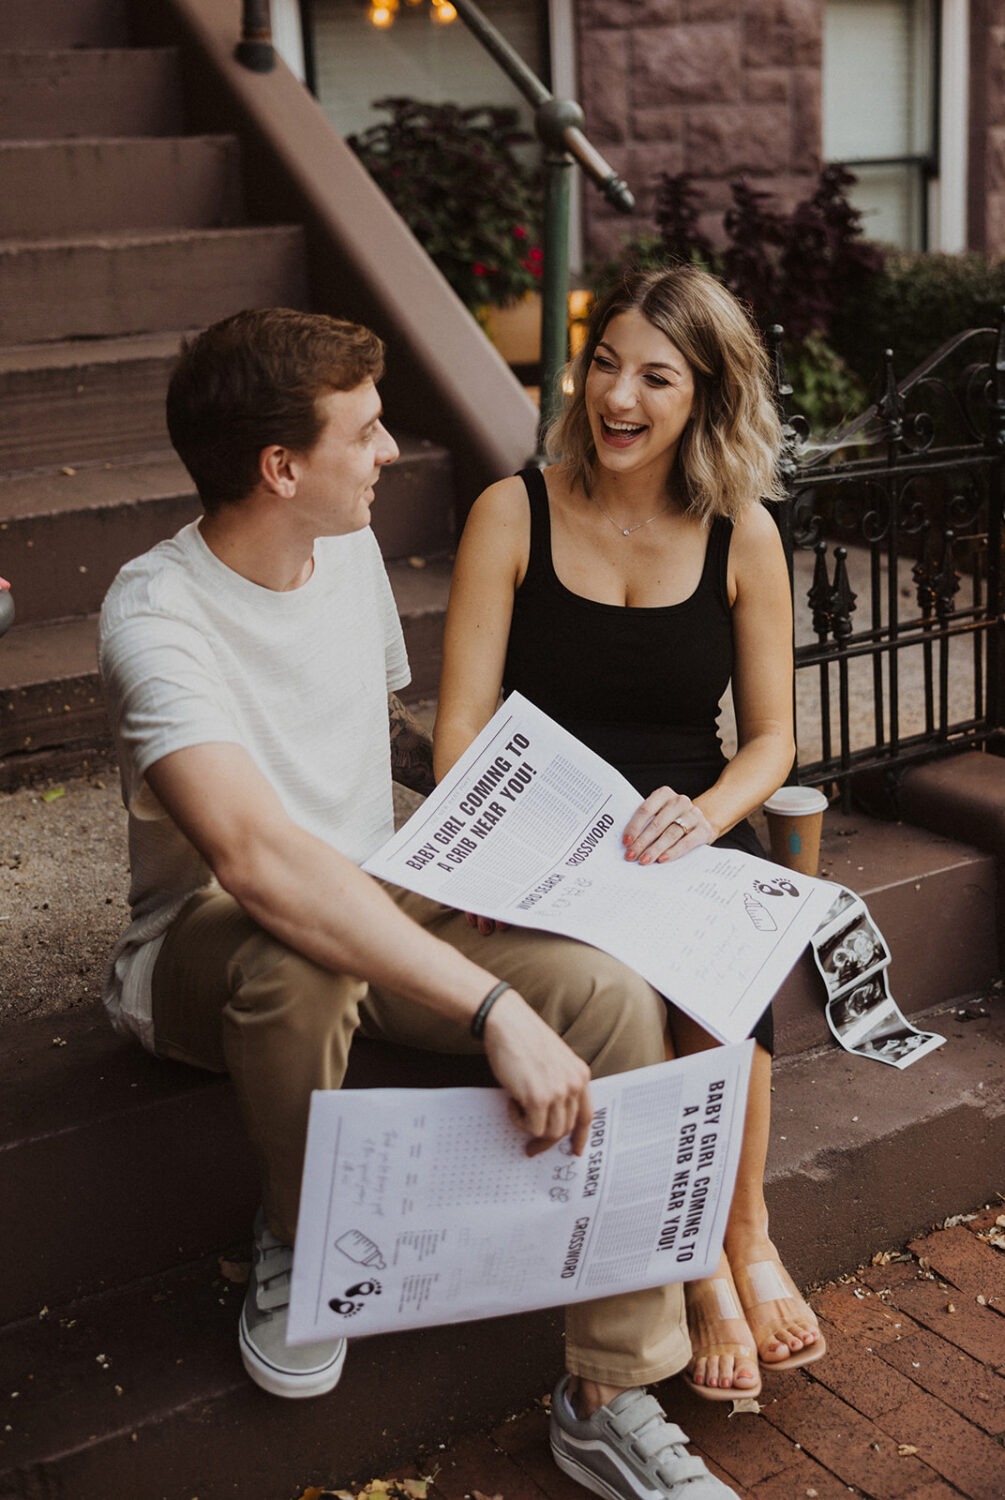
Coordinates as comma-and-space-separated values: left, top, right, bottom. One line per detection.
431, 0, 457, 21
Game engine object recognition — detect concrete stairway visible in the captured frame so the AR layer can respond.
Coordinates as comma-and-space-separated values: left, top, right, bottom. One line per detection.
1, 798, 1002, 1500
0, 0, 457, 789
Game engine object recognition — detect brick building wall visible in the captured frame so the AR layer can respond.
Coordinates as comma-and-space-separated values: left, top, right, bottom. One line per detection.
577, 0, 826, 265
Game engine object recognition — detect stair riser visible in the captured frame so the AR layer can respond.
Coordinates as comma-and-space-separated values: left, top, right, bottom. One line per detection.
0, 356, 176, 471
1, 670, 109, 768
772, 844, 998, 1057
0, 138, 244, 240
4, 496, 201, 626
4, 0, 130, 48
0, 611, 442, 777
0, 230, 308, 345
2, 1259, 562, 1500
2, 1005, 1003, 1500
0, 49, 184, 139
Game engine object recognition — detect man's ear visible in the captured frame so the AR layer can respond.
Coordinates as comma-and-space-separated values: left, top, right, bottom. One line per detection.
259, 444, 297, 498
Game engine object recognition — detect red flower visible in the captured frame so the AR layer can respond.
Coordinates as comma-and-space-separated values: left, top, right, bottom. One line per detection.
513, 225, 528, 240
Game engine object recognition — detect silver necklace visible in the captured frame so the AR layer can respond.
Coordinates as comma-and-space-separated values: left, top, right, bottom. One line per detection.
592, 496, 673, 537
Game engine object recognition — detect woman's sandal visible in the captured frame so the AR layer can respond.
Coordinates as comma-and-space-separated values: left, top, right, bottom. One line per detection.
682, 1258, 763, 1402
731, 1257, 827, 1372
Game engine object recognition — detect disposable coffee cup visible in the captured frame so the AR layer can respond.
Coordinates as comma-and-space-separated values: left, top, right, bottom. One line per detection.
762, 785, 829, 877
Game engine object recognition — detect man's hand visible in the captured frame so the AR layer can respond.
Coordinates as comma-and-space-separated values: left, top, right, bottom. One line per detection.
479, 988, 593, 1157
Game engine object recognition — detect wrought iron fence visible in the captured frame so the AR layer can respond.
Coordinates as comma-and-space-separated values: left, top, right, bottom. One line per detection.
771, 320, 1005, 804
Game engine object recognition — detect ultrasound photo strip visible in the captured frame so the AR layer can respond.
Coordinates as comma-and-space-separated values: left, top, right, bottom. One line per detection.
810, 888, 945, 1069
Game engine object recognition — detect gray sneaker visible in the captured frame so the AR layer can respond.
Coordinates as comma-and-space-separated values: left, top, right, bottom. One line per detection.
549, 1376, 737, 1500
239, 1211, 347, 1399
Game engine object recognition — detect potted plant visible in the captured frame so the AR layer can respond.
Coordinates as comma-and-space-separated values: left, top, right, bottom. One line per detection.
348, 97, 545, 357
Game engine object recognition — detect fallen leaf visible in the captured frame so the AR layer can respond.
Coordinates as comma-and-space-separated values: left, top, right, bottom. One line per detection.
898, 1444, 918, 1456
218, 1257, 250, 1285
947, 1302, 957, 1314
471, 1491, 503, 1500
728, 1396, 762, 1416
41, 787, 65, 803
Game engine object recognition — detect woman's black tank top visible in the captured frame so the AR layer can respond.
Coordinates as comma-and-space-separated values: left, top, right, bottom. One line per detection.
501, 467, 771, 1047
503, 467, 742, 810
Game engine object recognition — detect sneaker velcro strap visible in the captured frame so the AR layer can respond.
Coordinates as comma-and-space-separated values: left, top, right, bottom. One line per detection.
607, 1391, 667, 1437
653, 1454, 709, 1487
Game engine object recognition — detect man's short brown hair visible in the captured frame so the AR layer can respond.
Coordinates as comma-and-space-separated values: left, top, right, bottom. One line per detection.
166, 308, 386, 513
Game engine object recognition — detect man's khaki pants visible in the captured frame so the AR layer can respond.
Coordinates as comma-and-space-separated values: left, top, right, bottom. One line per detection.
151, 884, 690, 1388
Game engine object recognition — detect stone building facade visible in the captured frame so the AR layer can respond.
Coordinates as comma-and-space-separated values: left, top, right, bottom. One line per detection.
575, 0, 1005, 264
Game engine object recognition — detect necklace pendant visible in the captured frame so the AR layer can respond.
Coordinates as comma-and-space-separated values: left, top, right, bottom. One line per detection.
622, 527, 631, 536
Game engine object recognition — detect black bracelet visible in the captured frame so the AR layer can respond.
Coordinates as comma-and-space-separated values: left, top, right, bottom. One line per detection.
470, 980, 511, 1039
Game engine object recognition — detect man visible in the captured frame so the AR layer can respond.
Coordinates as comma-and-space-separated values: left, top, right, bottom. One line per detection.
99, 307, 736, 1500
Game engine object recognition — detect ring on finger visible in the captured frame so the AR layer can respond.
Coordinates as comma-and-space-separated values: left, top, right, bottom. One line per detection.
670, 816, 689, 834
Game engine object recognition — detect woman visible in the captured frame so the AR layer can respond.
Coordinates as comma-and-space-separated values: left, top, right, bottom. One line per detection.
434, 265, 825, 1399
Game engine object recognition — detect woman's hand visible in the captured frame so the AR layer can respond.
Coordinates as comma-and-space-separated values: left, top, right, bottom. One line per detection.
622, 787, 716, 865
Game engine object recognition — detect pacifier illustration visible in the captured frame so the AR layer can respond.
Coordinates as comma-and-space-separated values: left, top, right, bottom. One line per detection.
335, 1228, 386, 1270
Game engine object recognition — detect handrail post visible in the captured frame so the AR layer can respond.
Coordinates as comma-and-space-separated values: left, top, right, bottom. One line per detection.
988, 308, 1005, 742
237, 0, 276, 72
535, 100, 578, 453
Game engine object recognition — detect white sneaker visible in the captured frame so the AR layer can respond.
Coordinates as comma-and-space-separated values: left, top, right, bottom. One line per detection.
239, 1211, 346, 1399
549, 1377, 738, 1500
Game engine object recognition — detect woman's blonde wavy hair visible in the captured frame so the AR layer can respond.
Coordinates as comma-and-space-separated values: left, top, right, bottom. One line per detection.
548, 264, 785, 523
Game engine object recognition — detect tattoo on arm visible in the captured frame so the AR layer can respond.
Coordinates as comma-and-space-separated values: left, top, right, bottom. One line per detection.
388, 693, 435, 796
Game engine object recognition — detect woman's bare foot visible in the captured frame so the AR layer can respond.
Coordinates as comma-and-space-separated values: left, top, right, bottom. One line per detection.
682, 1251, 761, 1400
727, 1227, 825, 1370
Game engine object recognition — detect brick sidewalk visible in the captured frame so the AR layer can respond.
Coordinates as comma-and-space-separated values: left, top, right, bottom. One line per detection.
358, 1204, 1004, 1500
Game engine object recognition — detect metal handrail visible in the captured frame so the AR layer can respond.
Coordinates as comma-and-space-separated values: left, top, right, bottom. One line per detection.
237, 0, 276, 71
236, 0, 635, 446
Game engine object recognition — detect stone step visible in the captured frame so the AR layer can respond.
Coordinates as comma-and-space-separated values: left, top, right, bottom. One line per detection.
0, 334, 188, 473
0, 443, 455, 625
0, 551, 454, 785
4, 0, 131, 49
0, 814, 996, 1322
1, 990, 1001, 1498
0, 226, 309, 345
0, 136, 245, 240
0, 48, 185, 140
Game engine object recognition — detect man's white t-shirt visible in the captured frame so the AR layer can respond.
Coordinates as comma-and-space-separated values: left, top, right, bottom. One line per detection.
98, 520, 410, 1050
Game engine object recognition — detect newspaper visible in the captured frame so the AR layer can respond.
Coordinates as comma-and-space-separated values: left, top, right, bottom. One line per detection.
288, 1042, 753, 1343
364, 693, 836, 1044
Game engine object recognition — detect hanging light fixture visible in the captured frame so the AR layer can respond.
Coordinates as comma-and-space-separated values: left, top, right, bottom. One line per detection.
368, 0, 456, 26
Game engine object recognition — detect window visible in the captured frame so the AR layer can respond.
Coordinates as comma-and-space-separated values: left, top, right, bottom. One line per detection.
824, 0, 937, 250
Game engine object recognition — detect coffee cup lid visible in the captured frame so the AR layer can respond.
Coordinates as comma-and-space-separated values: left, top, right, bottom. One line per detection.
762, 785, 829, 816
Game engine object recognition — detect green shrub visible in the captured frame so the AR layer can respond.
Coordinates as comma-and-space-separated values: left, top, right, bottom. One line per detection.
588, 169, 881, 432
348, 97, 544, 312
831, 252, 1005, 387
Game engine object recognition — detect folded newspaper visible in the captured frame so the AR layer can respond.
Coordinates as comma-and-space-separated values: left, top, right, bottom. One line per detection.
364, 693, 836, 1044
289, 1043, 752, 1343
